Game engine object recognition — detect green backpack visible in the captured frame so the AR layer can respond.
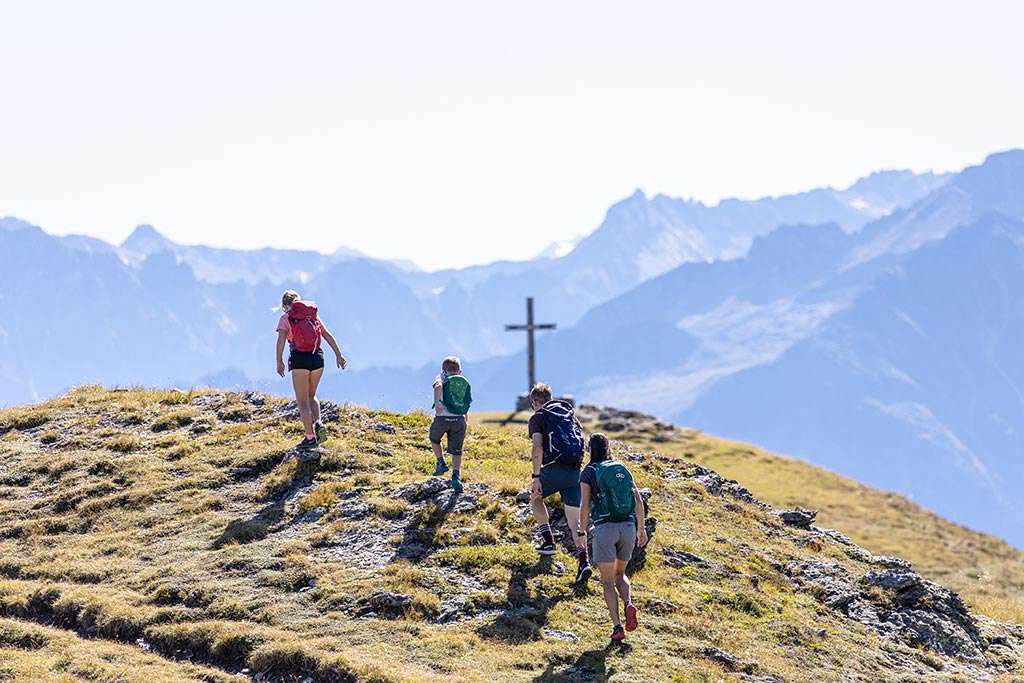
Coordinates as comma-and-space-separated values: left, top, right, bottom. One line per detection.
441, 375, 473, 415
592, 461, 635, 523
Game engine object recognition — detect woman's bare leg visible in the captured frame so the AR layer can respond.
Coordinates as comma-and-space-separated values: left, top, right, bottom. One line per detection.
291, 369, 314, 438
308, 367, 324, 425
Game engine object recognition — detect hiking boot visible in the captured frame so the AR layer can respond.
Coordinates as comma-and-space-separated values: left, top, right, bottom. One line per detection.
450, 475, 463, 494
314, 421, 329, 442
432, 460, 449, 476
574, 562, 593, 585
610, 625, 625, 642
535, 540, 557, 556
296, 436, 318, 451
624, 603, 639, 632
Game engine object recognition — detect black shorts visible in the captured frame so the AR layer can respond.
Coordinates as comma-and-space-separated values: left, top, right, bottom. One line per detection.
289, 348, 325, 372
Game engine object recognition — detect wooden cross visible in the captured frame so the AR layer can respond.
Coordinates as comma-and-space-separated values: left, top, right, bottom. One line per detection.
505, 297, 556, 395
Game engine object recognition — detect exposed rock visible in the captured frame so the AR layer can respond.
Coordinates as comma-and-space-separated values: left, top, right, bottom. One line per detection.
691, 466, 764, 507
336, 500, 370, 519
646, 597, 678, 614
701, 646, 756, 674
778, 507, 817, 529
372, 422, 396, 434
542, 627, 579, 642
786, 561, 985, 660
576, 404, 684, 442
392, 477, 448, 502
662, 547, 708, 568
229, 466, 256, 480
355, 592, 411, 618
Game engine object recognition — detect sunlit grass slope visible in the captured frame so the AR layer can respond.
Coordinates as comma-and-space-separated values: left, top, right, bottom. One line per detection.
0, 389, 1019, 682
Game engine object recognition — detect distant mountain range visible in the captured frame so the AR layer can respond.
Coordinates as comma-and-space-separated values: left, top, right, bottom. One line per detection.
6, 152, 1024, 546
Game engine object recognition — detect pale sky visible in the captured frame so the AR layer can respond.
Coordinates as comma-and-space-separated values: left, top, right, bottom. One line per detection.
1, 1, 1022, 270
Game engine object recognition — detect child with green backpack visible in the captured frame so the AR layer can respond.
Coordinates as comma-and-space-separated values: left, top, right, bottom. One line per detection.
576, 433, 648, 642
430, 356, 472, 493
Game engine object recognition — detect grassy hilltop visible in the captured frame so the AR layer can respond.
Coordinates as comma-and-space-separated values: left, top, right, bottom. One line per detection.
0, 387, 1022, 682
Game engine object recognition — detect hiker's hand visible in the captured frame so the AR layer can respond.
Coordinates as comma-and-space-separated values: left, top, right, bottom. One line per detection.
276, 360, 286, 377
637, 527, 649, 549
337, 354, 347, 370
575, 533, 586, 550
530, 478, 542, 497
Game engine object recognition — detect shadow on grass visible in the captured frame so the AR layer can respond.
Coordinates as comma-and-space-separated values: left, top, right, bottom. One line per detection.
212, 456, 319, 549
476, 555, 588, 645
389, 488, 463, 562
531, 641, 632, 682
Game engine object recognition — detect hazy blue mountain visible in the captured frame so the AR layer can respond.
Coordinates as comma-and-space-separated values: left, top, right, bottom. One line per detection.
680, 214, 1024, 546
398, 169, 947, 360
119, 224, 364, 285
0, 220, 459, 406
847, 150, 1024, 267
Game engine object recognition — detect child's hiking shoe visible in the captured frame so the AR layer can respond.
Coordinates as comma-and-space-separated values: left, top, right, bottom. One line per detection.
314, 421, 329, 443
610, 625, 625, 642
535, 539, 557, 556
432, 460, 449, 476
624, 604, 639, 631
450, 475, 463, 494
574, 561, 593, 585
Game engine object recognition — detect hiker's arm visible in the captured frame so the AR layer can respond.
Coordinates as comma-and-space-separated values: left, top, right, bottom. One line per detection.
634, 486, 648, 548
320, 325, 347, 369
275, 330, 287, 377
576, 483, 591, 548
433, 383, 444, 415
530, 433, 544, 495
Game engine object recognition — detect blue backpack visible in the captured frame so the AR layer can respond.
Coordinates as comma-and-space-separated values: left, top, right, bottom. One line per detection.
539, 399, 584, 468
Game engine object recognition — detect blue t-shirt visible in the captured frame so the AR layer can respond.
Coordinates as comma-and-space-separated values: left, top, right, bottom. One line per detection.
580, 462, 636, 525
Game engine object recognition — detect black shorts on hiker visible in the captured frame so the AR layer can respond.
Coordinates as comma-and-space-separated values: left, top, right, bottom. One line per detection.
289, 348, 325, 372
539, 464, 582, 507
430, 415, 467, 456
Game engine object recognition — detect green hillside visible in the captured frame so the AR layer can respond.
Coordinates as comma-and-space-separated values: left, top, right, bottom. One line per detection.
1, 388, 1022, 682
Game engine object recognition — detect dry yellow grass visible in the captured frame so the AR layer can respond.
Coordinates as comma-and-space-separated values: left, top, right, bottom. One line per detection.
0, 390, 1018, 682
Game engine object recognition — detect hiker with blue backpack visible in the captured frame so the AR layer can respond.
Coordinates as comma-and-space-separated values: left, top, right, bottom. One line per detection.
430, 356, 472, 494
577, 433, 648, 642
526, 383, 591, 584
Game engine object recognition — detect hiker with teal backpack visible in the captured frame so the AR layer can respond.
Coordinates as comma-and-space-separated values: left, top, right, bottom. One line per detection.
577, 433, 648, 642
430, 356, 472, 493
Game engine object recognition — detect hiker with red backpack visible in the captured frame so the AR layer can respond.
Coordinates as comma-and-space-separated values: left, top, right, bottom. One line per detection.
275, 290, 346, 452
527, 383, 591, 585
577, 433, 648, 642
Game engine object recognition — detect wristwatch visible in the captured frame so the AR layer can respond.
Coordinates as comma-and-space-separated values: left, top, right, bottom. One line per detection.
576, 531, 586, 537
531, 473, 541, 479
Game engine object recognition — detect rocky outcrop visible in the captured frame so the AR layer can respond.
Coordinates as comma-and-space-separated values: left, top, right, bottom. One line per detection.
785, 560, 985, 659
576, 404, 689, 442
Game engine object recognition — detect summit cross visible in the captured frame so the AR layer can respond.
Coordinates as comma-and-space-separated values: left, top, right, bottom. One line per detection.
505, 297, 556, 396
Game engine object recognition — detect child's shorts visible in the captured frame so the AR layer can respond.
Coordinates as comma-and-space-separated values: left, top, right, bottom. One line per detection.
429, 415, 467, 456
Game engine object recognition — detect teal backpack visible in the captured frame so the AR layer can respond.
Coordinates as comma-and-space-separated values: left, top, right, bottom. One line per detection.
592, 460, 635, 523
441, 375, 473, 415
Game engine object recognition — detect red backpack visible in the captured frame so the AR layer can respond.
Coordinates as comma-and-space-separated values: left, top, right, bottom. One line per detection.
287, 301, 322, 353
